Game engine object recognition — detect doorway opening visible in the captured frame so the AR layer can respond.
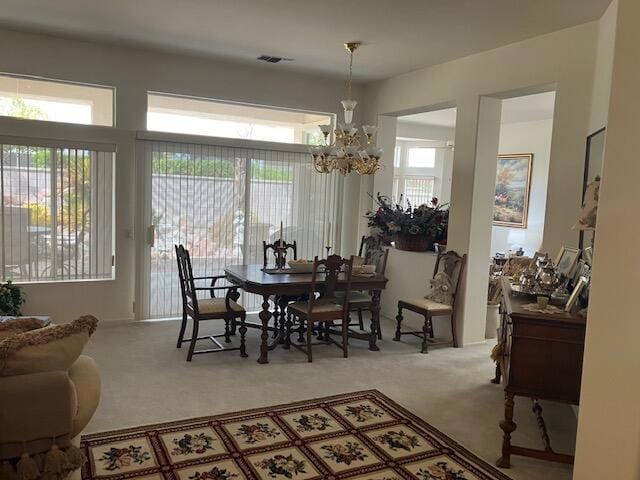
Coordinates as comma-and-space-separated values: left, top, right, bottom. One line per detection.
490, 91, 556, 258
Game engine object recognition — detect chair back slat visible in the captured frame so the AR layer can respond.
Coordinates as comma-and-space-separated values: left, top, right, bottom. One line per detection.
433, 250, 467, 306
307, 254, 354, 317
263, 240, 297, 268
175, 244, 199, 313
359, 235, 382, 258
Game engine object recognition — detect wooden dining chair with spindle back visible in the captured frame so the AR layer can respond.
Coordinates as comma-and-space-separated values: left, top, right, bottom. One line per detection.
394, 250, 466, 353
263, 239, 299, 337
175, 244, 248, 361
346, 236, 388, 338
286, 255, 355, 362
263, 240, 297, 268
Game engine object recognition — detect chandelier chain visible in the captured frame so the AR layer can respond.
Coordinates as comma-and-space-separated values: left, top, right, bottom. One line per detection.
347, 49, 353, 101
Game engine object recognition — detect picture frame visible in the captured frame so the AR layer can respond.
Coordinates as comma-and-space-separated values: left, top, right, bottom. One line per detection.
554, 246, 581, 278
528, 251, 548, 269
571, 259, 590, 289
583, 246, 593, 266
493, 153, 533, 228
565, 276, 587, 312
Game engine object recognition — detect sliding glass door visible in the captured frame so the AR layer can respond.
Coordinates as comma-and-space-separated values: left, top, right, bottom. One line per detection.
138, 136, 341, 319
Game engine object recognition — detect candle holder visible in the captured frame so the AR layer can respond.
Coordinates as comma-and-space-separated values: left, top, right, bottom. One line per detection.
274, 243, 288, 269
325, 246, 332, 258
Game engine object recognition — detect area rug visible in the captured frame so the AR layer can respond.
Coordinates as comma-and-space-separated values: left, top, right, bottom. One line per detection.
80, 390, 511, 480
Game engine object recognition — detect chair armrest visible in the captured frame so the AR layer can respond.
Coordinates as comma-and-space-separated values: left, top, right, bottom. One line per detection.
68, 355, 101, 437
0, 371, 75, 460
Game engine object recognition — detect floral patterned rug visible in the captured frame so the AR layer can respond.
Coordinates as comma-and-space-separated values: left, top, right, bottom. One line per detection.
80, 390, 511, 480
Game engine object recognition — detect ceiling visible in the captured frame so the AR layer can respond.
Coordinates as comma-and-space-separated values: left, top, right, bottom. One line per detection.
0, 0, 611, 81
399, 91, 556, 128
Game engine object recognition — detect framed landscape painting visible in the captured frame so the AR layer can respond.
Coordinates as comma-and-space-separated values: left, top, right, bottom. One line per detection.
493, 153, 533, 228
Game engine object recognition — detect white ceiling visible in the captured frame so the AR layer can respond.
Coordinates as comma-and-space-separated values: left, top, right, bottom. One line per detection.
398, 91, 556, 128
0, 0, 611, 81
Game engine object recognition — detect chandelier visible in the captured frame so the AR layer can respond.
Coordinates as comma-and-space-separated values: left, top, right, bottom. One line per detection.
311, 42, 382, 175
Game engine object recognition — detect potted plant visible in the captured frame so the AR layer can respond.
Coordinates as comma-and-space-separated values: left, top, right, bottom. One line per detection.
0, 280, 26, 316
365, 193, 449, 252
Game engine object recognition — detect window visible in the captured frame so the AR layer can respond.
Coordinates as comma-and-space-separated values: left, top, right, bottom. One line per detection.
407, 147, 435, 168
394, 143, 439, 206
0, 74, 114, 126
147, 93, 333, 145
1, 139, 115, 282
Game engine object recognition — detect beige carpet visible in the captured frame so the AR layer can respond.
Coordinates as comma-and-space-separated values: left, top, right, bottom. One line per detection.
81, 390, 513, 480
84, 315, 575, 480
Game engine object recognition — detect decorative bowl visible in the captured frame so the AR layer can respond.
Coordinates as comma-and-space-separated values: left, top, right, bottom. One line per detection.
353, 264, 376, 275
287, 259, 315, 273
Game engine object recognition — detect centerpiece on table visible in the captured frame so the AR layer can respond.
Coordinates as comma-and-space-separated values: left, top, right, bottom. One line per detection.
365, 193, 449, 252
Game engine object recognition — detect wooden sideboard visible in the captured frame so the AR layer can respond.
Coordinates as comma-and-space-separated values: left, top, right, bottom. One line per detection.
493, 278, 586, 468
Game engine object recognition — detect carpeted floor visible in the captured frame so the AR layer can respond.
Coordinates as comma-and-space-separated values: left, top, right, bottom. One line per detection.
84, 315, 575, 480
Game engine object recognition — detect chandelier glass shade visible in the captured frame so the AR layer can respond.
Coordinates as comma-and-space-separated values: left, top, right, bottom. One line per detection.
311, 43, 382, 175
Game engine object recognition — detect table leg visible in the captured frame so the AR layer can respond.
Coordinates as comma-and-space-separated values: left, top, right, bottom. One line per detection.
368, 290, 381, 351
258, 295, 272, 364
496, 391, 516, 468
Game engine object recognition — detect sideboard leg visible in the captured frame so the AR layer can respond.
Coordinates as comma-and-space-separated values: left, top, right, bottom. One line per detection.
496, 391, 516, 468
491, 362, 502, 384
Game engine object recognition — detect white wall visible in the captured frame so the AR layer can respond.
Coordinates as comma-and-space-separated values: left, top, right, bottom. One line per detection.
360, 21, 599, 344
490, 118, 553, 256
574, 0, 640, 477
589, 0, 618, 132
0, 28, 361, 322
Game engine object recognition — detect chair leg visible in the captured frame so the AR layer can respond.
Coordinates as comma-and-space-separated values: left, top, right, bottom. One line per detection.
394, 307, 403, 341
177, 310, 188, 348
224, 319, 232, 343
357, 309, 364, 330
239, 314, 248, 358
297, 318, 305, 343
451, 312, 459, 347
421, 315, 430, 354
230, 318, 237, 336
342, 319, 349, 358
284, 312, 293, 349
187, 317, 199, 362
306, 319, 313, 363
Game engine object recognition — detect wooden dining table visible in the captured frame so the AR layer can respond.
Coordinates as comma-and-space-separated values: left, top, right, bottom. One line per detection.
224, 264, 388, 364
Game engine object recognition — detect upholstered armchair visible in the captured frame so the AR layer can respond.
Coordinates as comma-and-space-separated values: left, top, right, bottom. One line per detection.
0, 316, 101, 480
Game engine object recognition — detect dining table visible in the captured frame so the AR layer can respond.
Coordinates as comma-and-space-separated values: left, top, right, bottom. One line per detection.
224, 263, 388, 364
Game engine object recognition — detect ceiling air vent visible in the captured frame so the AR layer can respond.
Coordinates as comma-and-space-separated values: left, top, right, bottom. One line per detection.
257, 55, 293, 64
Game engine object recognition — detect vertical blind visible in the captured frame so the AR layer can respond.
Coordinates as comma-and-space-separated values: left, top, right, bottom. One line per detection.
0, 139, 115, 282
142, 139, 341, 318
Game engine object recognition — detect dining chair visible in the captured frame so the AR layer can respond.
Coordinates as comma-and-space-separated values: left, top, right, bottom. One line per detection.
358, 234, 382, 258
394, 250, 466, 353
263, 240, 297, 268
175, 244, 248, 361
286, 255, 354, 362
263, 239, 299, 337
346, 242, 388, 338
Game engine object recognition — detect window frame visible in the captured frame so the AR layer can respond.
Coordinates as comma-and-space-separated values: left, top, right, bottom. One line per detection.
146, 91, 335, 146
0, 72, 116, 127
393, 141, 440, 205
0, 135, 117, 284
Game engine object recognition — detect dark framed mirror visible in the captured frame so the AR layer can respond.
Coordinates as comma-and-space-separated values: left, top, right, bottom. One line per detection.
579, 127, 605, 250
